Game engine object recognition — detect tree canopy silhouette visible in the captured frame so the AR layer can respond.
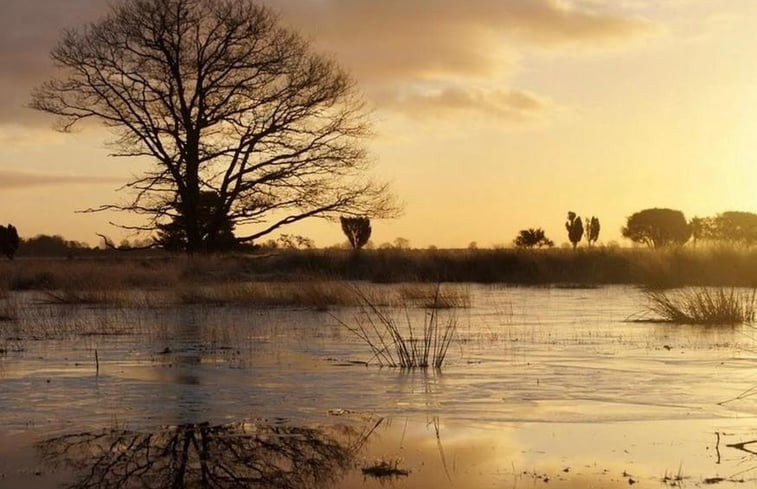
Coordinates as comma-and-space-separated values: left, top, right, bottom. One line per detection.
708, 211, 757, 246
340, 216, 371, 250
0, 224, 19, 259
565, 212, 583, 249
585, 216, 600, 246
31, 0, 397, 253
514, 228, 554, 249
622, 208, 690, 248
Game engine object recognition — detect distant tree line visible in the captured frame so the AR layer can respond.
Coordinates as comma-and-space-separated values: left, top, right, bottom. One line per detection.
18, 235, 91, 257
621, 208, 757, 249
689, 211, 757, 246
513, 210, 601, 250
10, 208, 757, 256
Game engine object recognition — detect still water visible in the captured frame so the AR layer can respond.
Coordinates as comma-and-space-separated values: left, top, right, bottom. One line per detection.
1, 285, 755, 488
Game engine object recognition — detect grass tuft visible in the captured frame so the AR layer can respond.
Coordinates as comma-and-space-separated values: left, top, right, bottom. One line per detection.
643, 287, 755, 325
336, 285, 457, 369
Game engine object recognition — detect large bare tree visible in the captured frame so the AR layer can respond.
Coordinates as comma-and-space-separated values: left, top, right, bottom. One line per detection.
32, 0, 396, 252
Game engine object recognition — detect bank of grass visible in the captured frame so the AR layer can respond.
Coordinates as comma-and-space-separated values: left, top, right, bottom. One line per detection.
175, 282, 470, 310
642, 287, 756, 325
3, 246, 757, 291
176, 281, 359, 309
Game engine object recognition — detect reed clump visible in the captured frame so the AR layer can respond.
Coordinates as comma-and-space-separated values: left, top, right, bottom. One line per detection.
336, 286, 457, 369
643, 287, 755, 325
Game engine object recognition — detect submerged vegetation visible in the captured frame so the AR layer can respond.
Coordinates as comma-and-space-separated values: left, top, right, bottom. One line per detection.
642, 287, 756, 325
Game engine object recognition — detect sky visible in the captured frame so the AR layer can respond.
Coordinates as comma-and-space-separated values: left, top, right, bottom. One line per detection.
1, 0, 756, 248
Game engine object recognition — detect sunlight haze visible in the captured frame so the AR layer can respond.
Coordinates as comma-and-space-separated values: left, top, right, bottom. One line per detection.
0, 0, 755, 247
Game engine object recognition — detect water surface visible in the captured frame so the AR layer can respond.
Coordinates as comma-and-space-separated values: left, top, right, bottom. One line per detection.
1, 285, 755, 487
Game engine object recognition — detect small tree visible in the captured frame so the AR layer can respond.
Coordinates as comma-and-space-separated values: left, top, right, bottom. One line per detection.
585, 216, 600, 247
514, 228, 554, 249
689, 216, 713, 248
393, 237, 410, 250
565, 212, 584, 249
0, 224, 20, 259
340, 217, 371, 250
622, 208, 691, 248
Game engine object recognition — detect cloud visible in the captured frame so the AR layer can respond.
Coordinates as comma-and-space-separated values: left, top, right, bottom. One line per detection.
0, 124, 65, 147
0, 170, 122, 190
272, 0, 656, 120
0, 0, 656, 126
274, 0, 657, 81
0, 0, 106, 124
375, 87, 553, 121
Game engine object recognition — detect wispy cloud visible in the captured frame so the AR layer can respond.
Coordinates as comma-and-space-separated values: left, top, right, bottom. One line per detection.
375, 87, 554, 121
0, 170, 122, 189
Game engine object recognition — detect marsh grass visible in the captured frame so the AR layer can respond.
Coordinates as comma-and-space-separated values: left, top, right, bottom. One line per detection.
7, 246, 757, 294
0, 286, 18, 321
0, 300, 18, 322
397, 283, 470, 308
643, 287, 755, 325
176, 281, 364, 310
175, 281, 470, 311
41, 289, 131, 306
336, 285, 457, 369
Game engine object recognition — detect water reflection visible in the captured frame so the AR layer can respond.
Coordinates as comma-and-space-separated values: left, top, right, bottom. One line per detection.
38, 419, 379, 489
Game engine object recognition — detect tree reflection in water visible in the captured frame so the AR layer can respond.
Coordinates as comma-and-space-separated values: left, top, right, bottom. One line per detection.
38, 419, 381, 489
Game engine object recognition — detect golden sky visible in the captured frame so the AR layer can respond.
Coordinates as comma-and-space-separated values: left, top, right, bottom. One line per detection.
1, 0, 756, 248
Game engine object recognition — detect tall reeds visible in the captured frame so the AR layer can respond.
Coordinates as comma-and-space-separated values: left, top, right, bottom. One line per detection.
336, 285, 457, 369
642, 287, 755, 325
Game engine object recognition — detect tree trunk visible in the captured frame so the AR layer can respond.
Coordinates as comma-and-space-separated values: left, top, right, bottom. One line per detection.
183, 133, 202, 253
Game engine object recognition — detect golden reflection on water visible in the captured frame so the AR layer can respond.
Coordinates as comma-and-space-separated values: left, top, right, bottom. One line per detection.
1, 415, 756, 488
2, 286, 757, 488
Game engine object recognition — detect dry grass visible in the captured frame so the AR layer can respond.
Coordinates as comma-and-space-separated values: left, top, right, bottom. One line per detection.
7, 246, 757, 291
41, 289, 132, 306
176, 281, 470, 311
0, 298, 18, 322
642, 287, 755, 325
4, 259, 181, 291
176, 281, 361, 310
336, 285, 458, 369
396, 283, 470, 308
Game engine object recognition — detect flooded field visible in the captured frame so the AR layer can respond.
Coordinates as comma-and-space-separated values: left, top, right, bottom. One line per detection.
1, 285, 755, 488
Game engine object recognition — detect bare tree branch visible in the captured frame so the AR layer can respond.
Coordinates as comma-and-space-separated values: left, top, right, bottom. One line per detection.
32, 0, 399, 252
